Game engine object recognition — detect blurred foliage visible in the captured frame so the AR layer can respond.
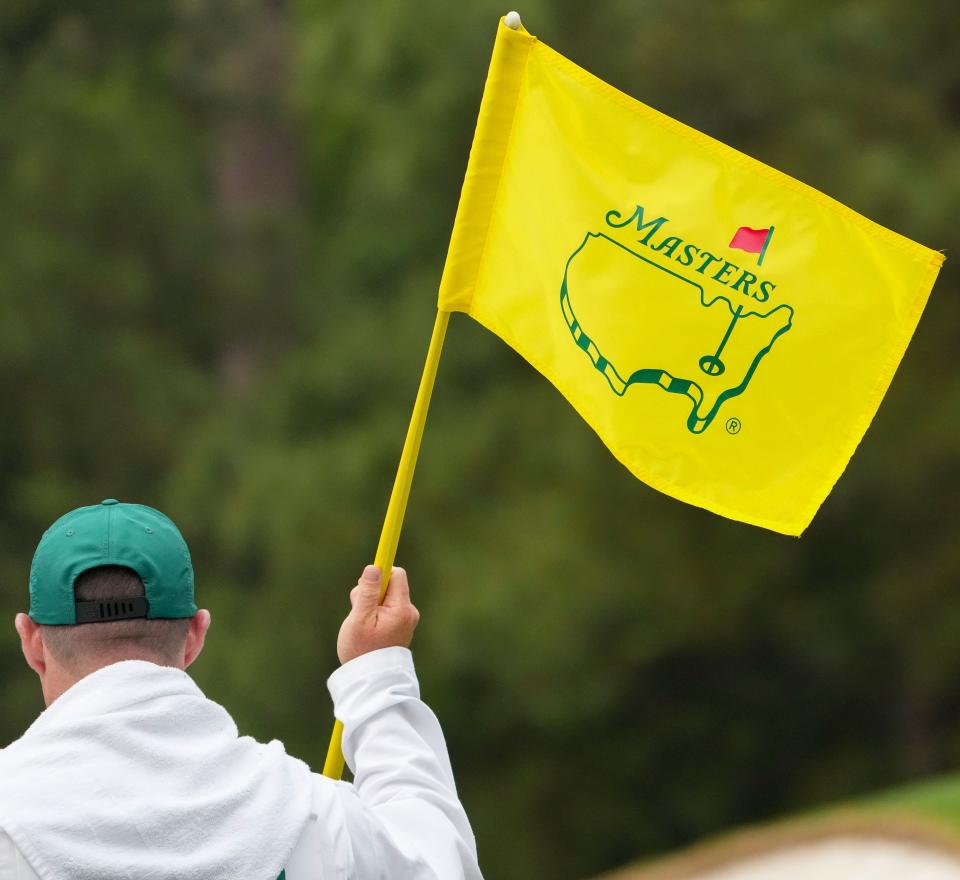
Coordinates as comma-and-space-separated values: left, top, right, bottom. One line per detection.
0, 1, 959, 878
598, 770, 960, 878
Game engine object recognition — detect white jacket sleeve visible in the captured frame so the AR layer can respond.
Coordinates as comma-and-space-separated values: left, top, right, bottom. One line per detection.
324, 646, 482, 880
0, 831, 41, 880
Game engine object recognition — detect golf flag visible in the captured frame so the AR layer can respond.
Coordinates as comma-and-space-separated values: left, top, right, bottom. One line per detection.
437, 17, 944, 535
729, 226, 774, 263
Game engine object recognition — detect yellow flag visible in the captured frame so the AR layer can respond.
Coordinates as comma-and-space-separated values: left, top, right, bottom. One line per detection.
437, 18, 944, 536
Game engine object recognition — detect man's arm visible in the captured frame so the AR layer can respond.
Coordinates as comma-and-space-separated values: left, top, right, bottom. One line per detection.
328, 645, 481, 878
318, 565, 481, 879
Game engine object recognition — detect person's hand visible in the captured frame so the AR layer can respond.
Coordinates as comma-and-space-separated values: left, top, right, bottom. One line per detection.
337, 565, 420, 664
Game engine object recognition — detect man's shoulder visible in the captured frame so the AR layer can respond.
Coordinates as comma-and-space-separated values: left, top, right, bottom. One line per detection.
278, 773, 353, 880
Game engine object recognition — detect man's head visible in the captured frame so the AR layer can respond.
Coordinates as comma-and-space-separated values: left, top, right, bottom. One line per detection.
15, 500, 210, 706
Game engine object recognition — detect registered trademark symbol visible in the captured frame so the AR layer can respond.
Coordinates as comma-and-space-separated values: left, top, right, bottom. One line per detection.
726, 417, 741, 435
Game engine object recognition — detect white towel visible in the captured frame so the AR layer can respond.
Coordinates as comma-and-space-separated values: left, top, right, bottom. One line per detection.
0, 660, 314, 880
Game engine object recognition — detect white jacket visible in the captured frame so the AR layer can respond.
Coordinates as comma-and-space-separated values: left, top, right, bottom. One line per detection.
0, 647, 482, 879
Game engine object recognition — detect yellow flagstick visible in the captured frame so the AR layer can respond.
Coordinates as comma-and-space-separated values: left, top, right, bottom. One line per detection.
322, 309, 452, 779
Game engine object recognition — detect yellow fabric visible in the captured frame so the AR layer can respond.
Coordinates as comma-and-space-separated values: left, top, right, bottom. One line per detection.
437, 18, 944, 535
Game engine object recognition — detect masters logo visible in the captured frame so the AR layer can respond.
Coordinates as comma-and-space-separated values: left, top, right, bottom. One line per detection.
560, 205, 795, 434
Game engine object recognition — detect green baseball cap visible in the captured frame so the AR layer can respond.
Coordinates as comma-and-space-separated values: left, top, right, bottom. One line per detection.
29, 499, 198, 625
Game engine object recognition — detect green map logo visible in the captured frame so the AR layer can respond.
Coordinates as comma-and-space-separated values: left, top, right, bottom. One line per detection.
560, 205, 795, 434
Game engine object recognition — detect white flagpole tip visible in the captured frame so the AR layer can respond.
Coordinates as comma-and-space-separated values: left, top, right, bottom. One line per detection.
504, 10, 522, 29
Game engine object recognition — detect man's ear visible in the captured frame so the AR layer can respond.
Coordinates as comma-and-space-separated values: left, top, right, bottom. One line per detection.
14, 612, 47, 677
183, 609, 211, 670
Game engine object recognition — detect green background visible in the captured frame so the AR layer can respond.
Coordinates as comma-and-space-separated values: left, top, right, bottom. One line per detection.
0, 2, 957, 878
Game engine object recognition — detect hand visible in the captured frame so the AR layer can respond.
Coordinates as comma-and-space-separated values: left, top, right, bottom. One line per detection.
337, 565, 420, 664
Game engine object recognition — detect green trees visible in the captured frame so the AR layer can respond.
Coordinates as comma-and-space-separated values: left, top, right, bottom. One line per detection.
1, 2, 958, 878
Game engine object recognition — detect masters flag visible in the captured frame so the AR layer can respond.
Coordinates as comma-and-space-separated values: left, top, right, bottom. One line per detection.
437, 17, 944, 536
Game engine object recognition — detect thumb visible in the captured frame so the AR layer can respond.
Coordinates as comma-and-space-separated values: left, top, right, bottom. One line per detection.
351, 565, 382, 613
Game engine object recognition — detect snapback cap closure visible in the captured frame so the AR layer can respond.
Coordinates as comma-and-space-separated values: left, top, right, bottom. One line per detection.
75, 597, 150, 623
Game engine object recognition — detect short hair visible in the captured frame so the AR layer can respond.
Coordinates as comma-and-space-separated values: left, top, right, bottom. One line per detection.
39, 566, 191, 673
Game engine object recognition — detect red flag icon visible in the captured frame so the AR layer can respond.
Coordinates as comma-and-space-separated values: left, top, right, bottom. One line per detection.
729, 225, 774, 265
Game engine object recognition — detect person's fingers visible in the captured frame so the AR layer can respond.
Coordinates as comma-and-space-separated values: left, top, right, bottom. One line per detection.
381, 566, 410, 607
350, 565, 382, 614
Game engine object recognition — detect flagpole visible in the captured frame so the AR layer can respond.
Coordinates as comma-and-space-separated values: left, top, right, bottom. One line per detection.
757, 225, 775, 266
321, 308, 452, 779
